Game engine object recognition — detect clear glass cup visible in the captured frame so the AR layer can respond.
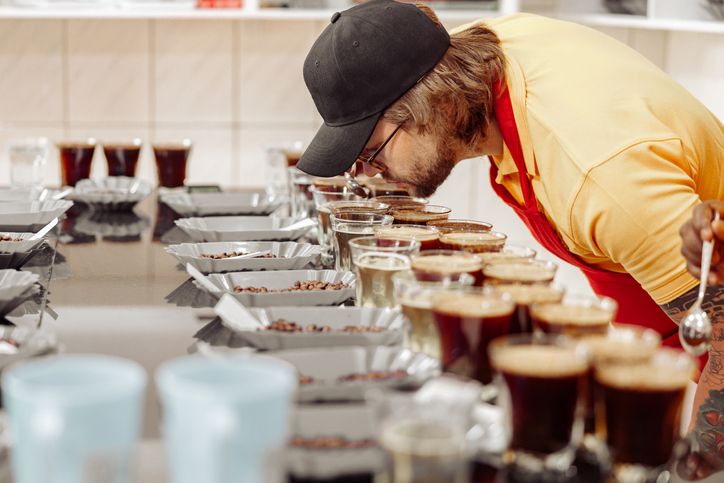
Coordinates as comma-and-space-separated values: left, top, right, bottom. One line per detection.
594, 348, 694, 482
330, 212, 393, 272
477, 244, 537, 264
363, 178, 410, 197
156, 355, 296, 483
427, 218, 493, 233
311, 188, 361, 258
368, 386, 472, 483
103, 138, 142, 177
438, 230, 507, 254
312, 176, 348, 193
264, 142, 304, 197
329, 200, 390, 216
371, 195, 428, 210
152, 139, 192, 188
483, 259, 557, 285
410, 249, 484, 286
577, 324, 662, 436
489, 334, 590, 473
531, 293, 618, 338
58, 139, 97, 187
374, 224, 441, 251
288, 167, 314, 219
431, 286, 515, 398
2, 355, 147, 483
349, 236, 419, 308
486, 282, 566, 334
8, 137, 49, 188
391, 204, 451, 225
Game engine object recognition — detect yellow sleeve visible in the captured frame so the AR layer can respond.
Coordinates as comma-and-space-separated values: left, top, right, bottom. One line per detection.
569, 138, 700, 304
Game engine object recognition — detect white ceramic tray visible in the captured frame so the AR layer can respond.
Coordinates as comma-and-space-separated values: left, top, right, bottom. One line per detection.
286, 404, 385, 479
269, 346, 440, 402
161, 192, 286, 217
0, 200, 72, 229
218, 306, 404, 350
175, 216, 313, 242
69, 177, 152, 212
166, 241, 321, 273
199, 270, 355, 307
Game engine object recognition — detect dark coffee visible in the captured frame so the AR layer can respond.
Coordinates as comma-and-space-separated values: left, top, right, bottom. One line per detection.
391, 205, 450, 225
532, 302, 613, 337
103, 143, 141, 177
411, 252, 484, 286
59, 142, 96, 187
313, 177, 347, 193
490, 284, 564, 334
493, 345, 588, 455
153, 143, 191, 188
372, 195, 427, 210
439, 231, 507, 254
432, 293, 514, 384
427, 219, 493, 234
482, 260, 556, 285
595, 361, 689, 467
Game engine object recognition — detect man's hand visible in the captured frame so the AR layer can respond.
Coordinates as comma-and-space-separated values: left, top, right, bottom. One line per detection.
680, 200, 724, 285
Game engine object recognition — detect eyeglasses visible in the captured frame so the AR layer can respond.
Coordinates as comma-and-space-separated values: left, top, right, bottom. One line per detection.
357, 124, 402, 175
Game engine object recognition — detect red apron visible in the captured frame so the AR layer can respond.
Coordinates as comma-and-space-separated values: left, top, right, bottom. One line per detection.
489, 85, 704, 369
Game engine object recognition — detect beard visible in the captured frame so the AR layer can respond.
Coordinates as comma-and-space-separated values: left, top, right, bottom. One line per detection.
401, 137, 457, 198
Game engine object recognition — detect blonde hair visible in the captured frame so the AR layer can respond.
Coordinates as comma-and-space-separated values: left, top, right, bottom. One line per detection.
383, 4, 505, 148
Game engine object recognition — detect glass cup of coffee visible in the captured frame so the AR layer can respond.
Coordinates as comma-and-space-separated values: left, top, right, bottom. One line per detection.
374, 224, 441, 251
312, 176, 348, 194
439, 230, 507, 254
330, 212, 394, 271
431, 287, 515, 397
531, 293, 618, 338
365, 180, 410, 197
103, 138, 142, 177
477, 244, 537, 265
152, 139, 192, 188
372, 195, 429, 210
411, 249, 484, 286
594, 348, 694, 481
58, 139, 97, 187
288, 167, 315, 218
330, 200, 390, 216
350, 236, 419, 308
392, 271, 473, 360
577, 324, 662, 436
489, 334, 590, 472
311, 188, 361, 259
392, 204, 452, 225
486, 282, 566, 334
483, 259, 557, 285
427, 219, 493, 233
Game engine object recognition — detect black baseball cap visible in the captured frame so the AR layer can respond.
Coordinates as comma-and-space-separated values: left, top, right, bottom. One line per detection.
298, 0, 450, 177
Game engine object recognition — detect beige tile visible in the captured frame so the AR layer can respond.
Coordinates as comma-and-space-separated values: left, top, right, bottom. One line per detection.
237, 126, 316, 188
0, 126, 65, 188
238, 20, 322, 125
154, 20, 233, 124
67, 20, 150, 124
0, 20, 63, 124
154, 127, 234, 188
67, 125, 151, 180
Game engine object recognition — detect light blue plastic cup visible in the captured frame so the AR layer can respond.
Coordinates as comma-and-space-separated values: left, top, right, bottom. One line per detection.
156, 355, 297, 483
2, 354, 147, 483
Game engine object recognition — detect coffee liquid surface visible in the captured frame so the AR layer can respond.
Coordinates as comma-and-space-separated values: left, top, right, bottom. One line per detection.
483, 262, 554, 283
412, 255, 481, 274
434, 293, 513, 318
533, 304, 612, 326
493, 345, 588, 377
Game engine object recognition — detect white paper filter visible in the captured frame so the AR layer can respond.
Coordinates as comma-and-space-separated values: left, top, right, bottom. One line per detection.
200, 270, 356, 308
70, 176, 152, 211
0, 200, 73, 229
0, 232, 45, 254
165, 241, 321, 273
219, 306, 404, 350
175, 216, 313, 242
161, 191, 285, 216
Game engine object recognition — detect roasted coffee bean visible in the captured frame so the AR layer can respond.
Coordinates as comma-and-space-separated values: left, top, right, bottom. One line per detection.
233, 281, 349, 294
338, 370, 408, 382
289, 436, 377, 450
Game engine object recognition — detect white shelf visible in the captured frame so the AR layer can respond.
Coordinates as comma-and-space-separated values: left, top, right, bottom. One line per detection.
0, 4, 722, 34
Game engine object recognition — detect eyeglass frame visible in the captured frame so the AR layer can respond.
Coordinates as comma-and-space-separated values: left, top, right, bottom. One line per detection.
355, 123, 403, 175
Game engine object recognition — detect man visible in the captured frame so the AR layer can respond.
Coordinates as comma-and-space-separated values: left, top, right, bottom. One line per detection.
299, 0, 723, 468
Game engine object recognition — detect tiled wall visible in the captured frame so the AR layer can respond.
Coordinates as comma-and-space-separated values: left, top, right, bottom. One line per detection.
0, 18, 722, 292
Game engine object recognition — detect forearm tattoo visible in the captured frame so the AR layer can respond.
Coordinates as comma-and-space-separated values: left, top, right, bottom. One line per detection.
662, 284, 724, 467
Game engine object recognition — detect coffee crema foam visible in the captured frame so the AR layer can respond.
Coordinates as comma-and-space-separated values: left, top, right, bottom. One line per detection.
483, 262, 554, 282
440, 232, 505, 245
376, 226, 438, 241
494, 284, 563, 305
412, 255, 481, 273
579, 336, 658, 363
493, 345, 589, 377
532, 304, 612, 326
595, 363, 690, 391
434, 293, 513, 318
393, 210, 447, 222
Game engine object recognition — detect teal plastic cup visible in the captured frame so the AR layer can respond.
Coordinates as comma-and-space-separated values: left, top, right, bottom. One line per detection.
156, 355, 297, 483
2, 354, 147, 483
